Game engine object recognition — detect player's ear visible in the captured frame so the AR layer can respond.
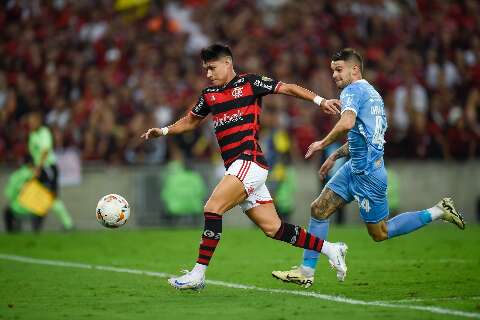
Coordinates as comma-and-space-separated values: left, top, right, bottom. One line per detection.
352, 64, 360, 76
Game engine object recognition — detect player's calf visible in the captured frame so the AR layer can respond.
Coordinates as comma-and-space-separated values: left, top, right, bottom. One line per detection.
366, 223, 388, 242
271, 221, 348, 281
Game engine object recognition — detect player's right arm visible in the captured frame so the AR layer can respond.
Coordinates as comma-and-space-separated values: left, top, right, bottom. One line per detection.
248, 74, 340, 114
276, 83, 340, 115
141, 94, 209, 140
318, 142, 349, 181
141, 112, 203, 139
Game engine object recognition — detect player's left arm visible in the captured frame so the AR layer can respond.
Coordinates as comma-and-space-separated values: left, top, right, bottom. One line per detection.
305, 110, 356, 159
277, 83, 340, 115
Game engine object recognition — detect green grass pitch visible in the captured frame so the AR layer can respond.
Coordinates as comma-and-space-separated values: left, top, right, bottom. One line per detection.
0, 224, 479, 320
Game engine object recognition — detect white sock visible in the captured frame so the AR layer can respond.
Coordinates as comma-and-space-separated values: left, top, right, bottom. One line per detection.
427, 206, 444, 220
300, 265, 315, 277
192, 263, 207, 274
320, 241, 335, 259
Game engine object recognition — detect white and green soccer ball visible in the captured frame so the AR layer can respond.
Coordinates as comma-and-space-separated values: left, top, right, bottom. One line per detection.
96, 194, 130, 228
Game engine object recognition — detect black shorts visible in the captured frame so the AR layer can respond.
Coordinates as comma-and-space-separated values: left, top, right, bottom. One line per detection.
38, 164, 58, 195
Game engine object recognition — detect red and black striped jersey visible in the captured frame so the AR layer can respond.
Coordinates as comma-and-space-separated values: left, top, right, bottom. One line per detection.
190, 73, 282, 169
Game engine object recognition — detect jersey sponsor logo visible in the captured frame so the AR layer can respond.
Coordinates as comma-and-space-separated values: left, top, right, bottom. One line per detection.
261, 76, 273, 82
232, 87, 244, 98
254, 80, 273, 91
213, 110, 244, 129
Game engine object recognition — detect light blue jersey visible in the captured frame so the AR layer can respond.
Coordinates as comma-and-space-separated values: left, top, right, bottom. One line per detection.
340, 79, 387, 175
326, 79, 389, 223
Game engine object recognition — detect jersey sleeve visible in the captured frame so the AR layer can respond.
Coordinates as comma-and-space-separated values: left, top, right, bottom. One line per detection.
248, 74, 282, 96
340, 85, 362, 115
190, 94, 210, 118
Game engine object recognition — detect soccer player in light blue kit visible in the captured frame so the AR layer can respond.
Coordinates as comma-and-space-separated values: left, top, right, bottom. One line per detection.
272, 48, 465, 286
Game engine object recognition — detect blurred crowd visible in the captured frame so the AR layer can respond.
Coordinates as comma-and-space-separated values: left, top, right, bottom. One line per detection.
1, 0, 480, 166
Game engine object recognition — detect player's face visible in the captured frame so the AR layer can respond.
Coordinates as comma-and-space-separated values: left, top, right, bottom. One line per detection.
203, 57, 231, 86
331, 60, 354, 89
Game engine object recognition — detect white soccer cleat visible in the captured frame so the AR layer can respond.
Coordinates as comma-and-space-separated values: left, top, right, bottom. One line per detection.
328, 242, 348, 282
272, 266, 314, 288
436, 198, 465, 230
168, 270, 205, 291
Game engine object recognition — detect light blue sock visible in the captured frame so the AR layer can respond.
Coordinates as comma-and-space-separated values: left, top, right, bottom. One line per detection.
386, 210, 432, 239
302, 217, 329, 269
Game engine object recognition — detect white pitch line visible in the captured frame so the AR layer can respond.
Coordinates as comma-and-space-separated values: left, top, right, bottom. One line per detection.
373, 297, 480, 304
1, 253, 479, 319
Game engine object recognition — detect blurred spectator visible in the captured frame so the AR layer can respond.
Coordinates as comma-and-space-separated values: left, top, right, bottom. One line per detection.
1, 0, 479, 166
392, 70, 429, 157
160, 159, 207, 225
261, 105, 297, 222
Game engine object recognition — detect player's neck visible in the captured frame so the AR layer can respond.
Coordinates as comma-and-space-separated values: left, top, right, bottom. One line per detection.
221, 71, 237, 86
352, 76, 363, 83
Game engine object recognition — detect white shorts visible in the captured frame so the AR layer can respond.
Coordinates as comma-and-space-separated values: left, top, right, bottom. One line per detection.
225, 159, 273, 212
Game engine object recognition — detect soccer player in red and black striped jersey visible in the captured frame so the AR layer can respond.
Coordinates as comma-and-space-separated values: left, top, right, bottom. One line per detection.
141, 44, 348, 290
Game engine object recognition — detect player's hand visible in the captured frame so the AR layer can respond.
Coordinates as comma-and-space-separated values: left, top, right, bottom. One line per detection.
305, 140, 324, 159
321, 99, 341, 115
318, 156, 335, 181
141, 128, 162, 140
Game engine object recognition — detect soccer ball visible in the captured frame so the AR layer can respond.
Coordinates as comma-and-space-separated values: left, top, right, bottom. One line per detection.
96, 194, 130, 228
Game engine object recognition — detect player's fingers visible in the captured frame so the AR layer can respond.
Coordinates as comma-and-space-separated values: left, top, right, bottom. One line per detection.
143, 130, 152, 139
318, 168, 325, 179
305, 144, 316, 159
305, 147, 313, 159
328, 104, 340, 114
332, 101, 341, 111
318, 172, 326, 181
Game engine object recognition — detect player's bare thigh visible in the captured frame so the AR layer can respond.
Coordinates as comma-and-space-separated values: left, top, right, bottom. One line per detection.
245, 202, 281, 238
310, 187, 346, 220
365, 220, 388, 242
204, 174, 247, 214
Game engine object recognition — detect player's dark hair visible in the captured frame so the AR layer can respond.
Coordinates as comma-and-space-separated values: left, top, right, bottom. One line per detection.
200, 44, 233, 62
332, 48, 363, 74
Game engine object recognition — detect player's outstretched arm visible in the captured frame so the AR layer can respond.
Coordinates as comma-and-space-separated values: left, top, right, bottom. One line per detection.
305, 110, 356, 159
276, 83, 340, 115
141, 112, 203, 140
